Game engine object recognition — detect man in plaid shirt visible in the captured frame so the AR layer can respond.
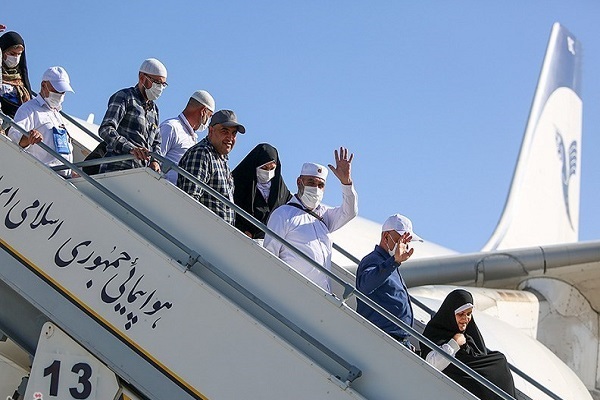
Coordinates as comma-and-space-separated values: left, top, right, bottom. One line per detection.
99, 58, 167, 173
177, 110, 246, 224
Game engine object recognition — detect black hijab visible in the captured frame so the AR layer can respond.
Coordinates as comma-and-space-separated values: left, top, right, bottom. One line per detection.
232, 143, 292, 238
421, 289, 515, 400
0, 31, 32, 117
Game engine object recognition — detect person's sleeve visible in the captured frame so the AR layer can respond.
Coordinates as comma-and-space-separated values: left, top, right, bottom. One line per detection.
356, 254, 398, 295
98, 92, 134, 154
263, 208, 287, 257
8, 105, 35, 146
425, 339, 461, 371
177, 149, 211, 201
159, 122, 175, 159
322, 184, 358, 232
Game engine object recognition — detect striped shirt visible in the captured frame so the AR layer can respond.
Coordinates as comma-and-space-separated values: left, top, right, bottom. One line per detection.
177, 136, 235, 224
98, 85, 160, 172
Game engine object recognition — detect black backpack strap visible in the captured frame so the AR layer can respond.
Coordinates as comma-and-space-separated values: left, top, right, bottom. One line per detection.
286, 202, 326, 224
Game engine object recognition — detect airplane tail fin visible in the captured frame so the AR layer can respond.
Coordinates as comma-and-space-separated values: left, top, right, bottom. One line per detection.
482, 23, 582, 251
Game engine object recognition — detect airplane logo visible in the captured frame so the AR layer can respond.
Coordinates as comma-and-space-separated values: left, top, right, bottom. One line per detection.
555, 130, 577, 230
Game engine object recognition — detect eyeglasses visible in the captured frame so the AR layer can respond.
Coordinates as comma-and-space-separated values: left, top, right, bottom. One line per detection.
144, 74, 168, 88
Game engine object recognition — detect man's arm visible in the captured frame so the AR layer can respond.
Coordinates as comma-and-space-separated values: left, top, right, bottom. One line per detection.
98, 91, 134, 155
177, 148, 211, 202
323, 147, 358, 231
263, 208, 287, 256
8, 104, 42, 148
159, 121, 175, 159
356, 255, 399, 295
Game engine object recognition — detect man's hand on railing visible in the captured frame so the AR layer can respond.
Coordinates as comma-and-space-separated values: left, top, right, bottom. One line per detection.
130, 146, 160, 172
19, 129, 43, 148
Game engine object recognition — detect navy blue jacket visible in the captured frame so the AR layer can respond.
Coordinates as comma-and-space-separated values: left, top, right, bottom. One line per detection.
356, 245, 413, 338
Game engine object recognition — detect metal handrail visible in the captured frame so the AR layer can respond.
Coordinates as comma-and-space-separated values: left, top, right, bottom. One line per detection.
0, 111, 362, 382
1, 111, 533, 400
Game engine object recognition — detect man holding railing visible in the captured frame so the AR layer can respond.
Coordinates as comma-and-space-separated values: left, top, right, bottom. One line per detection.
264, 148, 357, 292
98, 58, 167, 174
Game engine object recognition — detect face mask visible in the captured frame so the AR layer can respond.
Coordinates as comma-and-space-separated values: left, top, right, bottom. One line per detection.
4, 54, 21, 68
45, 91, 65, 110
144, 77, 164, 101
256, 167, 275, 184
300, 185, 324, 210
196, 110, 210, 132
385, 234, 400, 257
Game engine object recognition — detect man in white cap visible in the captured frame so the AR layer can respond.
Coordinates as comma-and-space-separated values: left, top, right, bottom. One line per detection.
177, 109, 245, 224
355, 214, 423, 350
99, 58, 167, 173
264, 147, 357, 292
8, 66, 75, 177
160, 90, 215, 184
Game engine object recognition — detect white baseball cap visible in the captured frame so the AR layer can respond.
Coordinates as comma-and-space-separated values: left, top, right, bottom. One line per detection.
191, 90, 215, 112
300, 162, 328, 180
42, 66, 74, 93
382, 214, 423, 242
139, 58, 167, 78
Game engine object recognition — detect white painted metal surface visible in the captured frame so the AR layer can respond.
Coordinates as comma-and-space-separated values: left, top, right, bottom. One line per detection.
0, 133, 483, 399
72, 167, 479, 400
0, 136, 369, 400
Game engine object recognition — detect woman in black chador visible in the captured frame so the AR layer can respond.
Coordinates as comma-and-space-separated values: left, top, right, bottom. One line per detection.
0, 31, 32, 118
232, 143, 291, 240
421, 289, 516, 400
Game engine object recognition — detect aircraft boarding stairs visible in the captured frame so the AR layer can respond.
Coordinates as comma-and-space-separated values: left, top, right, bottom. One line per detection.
0, 117, 546, 400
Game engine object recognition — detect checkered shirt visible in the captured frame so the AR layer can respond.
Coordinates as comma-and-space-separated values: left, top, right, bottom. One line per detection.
177, 136, 235, 224
98, 85, 160, 172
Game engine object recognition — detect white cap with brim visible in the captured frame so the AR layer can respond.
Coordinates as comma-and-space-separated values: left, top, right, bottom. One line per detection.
381, 213, 424, 242
191, 90, 215, 112
300, 162, 328, 181
42, 66, 74, 93
139, 58, 167, 78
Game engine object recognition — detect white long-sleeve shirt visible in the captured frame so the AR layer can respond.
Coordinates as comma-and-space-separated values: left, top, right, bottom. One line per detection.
264, 184, 358, 291
425, 338, 461, 371
160, 113, 197, 184
8, 95, 73, 177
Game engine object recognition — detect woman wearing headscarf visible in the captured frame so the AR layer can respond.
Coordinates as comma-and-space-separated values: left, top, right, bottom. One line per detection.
232, 143, 292, 240
421, 289, 516, 400
0, 31, 32, 119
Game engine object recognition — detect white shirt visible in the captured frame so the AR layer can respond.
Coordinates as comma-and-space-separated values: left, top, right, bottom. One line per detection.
264, 184, 358, 291
425, 338, 461, 371
8, 95, 73, 176
160, 113, 197, 184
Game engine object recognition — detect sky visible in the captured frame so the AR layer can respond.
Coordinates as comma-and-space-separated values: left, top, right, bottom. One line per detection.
2, 2, 600, 253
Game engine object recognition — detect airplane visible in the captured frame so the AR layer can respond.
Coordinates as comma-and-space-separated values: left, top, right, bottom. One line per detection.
0, 21, 597, 400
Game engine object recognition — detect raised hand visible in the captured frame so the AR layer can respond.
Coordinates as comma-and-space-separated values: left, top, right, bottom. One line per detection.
328, 147, 353, 185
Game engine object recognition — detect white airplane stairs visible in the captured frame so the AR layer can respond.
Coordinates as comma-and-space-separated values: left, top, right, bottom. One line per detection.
0, 114, 542, 400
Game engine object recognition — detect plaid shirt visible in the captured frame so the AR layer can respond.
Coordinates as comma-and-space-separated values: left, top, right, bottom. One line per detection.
177, 136, 235, 224
98, 85, 160, 172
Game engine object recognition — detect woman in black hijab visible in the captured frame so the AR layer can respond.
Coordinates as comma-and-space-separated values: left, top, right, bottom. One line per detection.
232, 143, 292, 240
421, 289, 516, 400
0, 31, 32, 118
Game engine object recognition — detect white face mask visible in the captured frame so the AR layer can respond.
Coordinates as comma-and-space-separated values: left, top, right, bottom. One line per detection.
256, 167, 275, 184
300, 185, 324, 210
145, 81, 164, 101
4, 54, 21, 68
196, 110, 210, 132
387, 237, 398, 257
45, 91, 65, 110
